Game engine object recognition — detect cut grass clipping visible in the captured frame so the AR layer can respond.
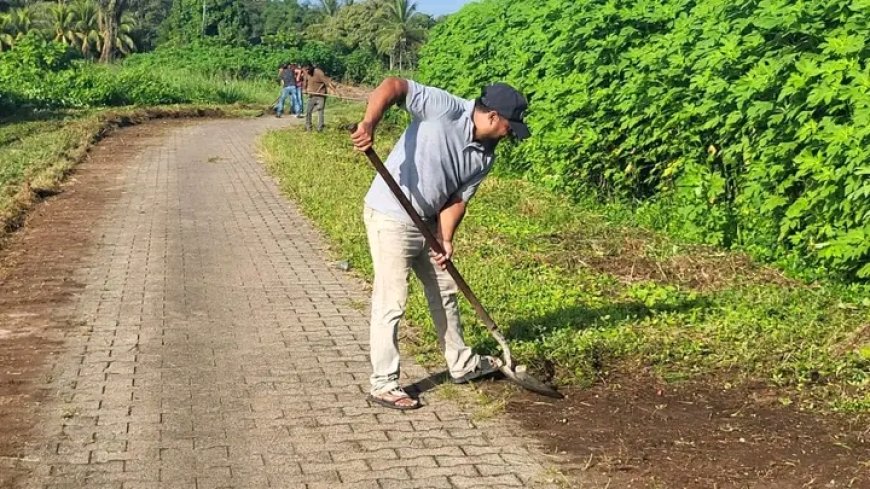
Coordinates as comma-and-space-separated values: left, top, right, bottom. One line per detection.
260, 103, 868, 414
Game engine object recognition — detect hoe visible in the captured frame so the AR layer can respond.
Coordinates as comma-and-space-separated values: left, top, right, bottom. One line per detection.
350, 126, 563, 399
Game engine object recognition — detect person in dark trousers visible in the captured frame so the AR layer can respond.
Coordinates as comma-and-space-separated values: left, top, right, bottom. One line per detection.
275, 63, 300, 118
304, 64, 336, 132
350, 78, 531, 409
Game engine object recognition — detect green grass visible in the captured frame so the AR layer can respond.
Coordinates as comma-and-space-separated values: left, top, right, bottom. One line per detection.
260, 102, 869, 414
0, 104, 262, 237
141, 68, 278, 106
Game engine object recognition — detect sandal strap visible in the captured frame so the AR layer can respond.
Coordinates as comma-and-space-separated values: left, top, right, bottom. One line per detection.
388, 388, 409, 397
372, 387, 410, 399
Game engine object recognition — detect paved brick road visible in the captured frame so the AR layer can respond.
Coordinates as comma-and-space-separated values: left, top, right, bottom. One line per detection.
6, 118, 562, 489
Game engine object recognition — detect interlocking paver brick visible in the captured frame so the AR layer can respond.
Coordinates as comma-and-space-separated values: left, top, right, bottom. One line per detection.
11, 118, 566, 489
342, 466, 408, 483
450, 474, 523, 487
437, 454, 503, 467
413, 465, 479, 480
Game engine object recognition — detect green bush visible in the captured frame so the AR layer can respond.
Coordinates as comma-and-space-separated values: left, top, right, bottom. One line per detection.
419, 0, 870, 281
0, 38, 274, 109
123, 40, 360, 82
125, 41, 287, 80
0, 37, 378, 111
0, 89, 19, 113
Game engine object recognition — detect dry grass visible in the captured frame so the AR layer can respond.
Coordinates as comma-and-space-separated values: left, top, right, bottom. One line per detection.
533, 229, 796, 292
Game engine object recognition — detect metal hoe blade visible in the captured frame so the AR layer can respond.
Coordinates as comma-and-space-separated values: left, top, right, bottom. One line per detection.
489, 328, 563, 399
501, 365, 564, 399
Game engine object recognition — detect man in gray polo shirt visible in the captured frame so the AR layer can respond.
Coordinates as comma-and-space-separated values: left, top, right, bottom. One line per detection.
351, 78, 530, 410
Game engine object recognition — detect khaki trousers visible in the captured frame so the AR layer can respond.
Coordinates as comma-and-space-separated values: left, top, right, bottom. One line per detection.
364, 207, 480, 394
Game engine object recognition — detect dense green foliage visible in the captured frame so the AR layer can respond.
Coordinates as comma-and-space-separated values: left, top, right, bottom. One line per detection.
2, 0, 436, 89
311, 0, 434, 71
1, 0, 142, 61
419, 0, 870, 281
124, 39, 344, 80
160, 0, 256, 45
261, 108, 868, 413
0, 34, 381, 110
0, 0, 316, 56
1, 1, 439, 111
0, 35, 277, 108
159, 0, 432, 72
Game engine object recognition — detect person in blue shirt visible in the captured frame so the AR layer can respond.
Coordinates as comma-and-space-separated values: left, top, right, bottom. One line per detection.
275, 63, 301, 118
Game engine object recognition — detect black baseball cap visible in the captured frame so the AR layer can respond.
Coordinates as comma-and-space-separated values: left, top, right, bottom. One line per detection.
480, 83, 531, 140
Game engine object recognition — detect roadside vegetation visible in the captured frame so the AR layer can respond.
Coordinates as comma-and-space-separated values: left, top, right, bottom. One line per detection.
421, 0, 870, 283
1, 0, 435, 111
1, 0, 437, 237
261, 102, 869, 415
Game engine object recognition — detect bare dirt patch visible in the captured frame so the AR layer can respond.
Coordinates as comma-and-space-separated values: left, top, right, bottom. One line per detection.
0, 120, 185, 487
505, 375, 869, 488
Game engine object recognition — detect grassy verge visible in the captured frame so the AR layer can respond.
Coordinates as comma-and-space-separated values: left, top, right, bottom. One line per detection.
120, 68, 279, 107
0, 104, 262, 240
260, 102, 869, 414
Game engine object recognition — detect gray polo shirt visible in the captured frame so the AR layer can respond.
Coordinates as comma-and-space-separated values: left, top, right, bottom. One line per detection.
364, 80, 495, 223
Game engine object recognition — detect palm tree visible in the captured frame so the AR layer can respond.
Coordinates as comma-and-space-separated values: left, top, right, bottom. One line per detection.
318, 0, 341, 16
48, 1, 78, 46
72, 0, 102, 58
376, 0, 426, 71
4, 6, 34, 42
99, 0, 142, 61
1, 3, 55, 52
98, 0, 129, 62
0, 13, 14, 51
108, 9, 135, 55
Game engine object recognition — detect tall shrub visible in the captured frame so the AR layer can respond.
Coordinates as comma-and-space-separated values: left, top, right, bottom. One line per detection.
419, 0, 870, 280
123, 40, 345, 80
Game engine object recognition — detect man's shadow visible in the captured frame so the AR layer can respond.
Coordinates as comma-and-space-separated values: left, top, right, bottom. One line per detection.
403, 295, 711, 398
404, 370, 452, 397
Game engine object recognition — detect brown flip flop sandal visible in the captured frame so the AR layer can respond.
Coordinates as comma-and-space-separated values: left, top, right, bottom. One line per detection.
367, 388, 421, 410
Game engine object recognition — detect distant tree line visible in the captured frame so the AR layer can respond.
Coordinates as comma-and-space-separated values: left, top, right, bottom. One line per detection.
1, 0, 436, 70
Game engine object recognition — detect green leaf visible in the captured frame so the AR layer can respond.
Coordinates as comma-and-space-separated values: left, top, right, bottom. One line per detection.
821, 34, 865, 56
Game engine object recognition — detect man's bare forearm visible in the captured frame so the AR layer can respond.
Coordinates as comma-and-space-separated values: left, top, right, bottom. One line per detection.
438, 200, 466, 244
